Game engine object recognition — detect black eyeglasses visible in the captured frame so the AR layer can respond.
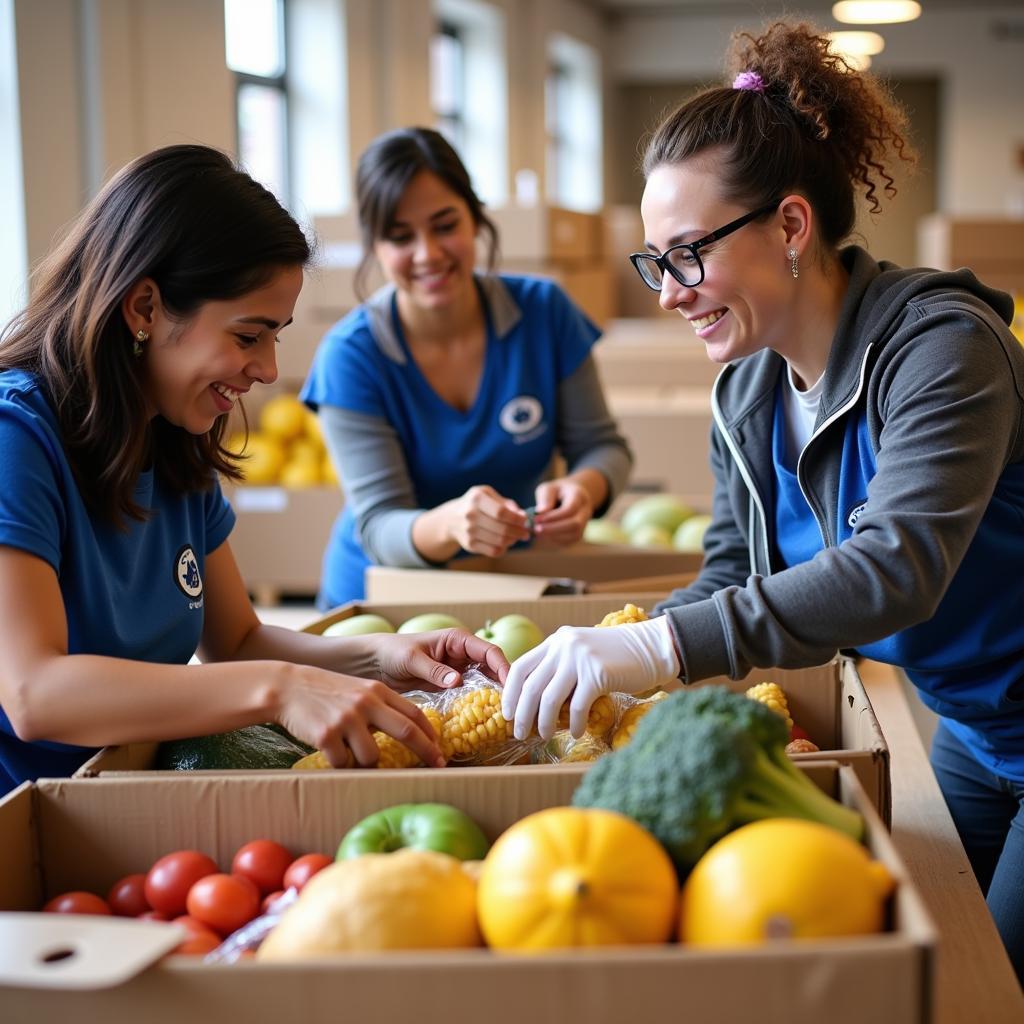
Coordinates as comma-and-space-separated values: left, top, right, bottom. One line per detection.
629, 199, 782, 291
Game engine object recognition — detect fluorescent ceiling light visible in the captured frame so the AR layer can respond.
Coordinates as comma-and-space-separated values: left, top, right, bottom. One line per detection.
832, 1, 922, 24
827, 30, 885, 70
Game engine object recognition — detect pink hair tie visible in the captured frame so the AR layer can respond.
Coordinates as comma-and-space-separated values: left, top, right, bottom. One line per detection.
732, 71, 766, 93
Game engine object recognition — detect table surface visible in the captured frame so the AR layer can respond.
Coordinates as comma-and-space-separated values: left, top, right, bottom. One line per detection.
857, 660, 1023, 1023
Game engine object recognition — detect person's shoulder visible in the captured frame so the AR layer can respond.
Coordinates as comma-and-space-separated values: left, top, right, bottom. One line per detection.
320, 304, 376, 353
495, 273, 568, 308
0, 369, 55, 423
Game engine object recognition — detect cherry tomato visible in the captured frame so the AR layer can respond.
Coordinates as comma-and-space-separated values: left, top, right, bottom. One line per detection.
107, 873, 151, 917
790, 723, 811, 743
144, 850, 217, 917
42, 891, 111, 915
231, 839, 293, 895
185, 873, 261, 936
169, 915, 221, 956
138, 909, 170, 922
282, 853, 333, 892
261, 889, 286, 915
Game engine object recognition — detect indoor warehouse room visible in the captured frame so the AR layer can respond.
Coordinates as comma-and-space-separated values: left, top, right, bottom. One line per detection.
0, 0, 1023, 1020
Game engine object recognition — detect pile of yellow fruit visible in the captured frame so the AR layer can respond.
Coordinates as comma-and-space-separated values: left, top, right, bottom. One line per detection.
226, 394, 338, 487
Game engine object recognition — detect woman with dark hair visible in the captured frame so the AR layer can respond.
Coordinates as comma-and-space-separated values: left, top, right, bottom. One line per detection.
0, 144, 507, 794
301, 127, 632, 606
501, 23, 1024, 980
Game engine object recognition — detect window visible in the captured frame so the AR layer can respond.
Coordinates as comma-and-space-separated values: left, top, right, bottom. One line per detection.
431, 22, 466, 153
224, 0, 289, 204
0, 0, 26, 327
432, 0, 508, 207
546, 34, 602, 212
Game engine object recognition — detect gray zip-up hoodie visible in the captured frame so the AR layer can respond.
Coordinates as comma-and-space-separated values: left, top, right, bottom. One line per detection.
656, 245, 1024, 685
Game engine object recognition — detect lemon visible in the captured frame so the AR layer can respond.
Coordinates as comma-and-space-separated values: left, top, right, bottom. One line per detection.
258, 394, 307, 442
679, 818, 894, 946
237, 434, 286, 485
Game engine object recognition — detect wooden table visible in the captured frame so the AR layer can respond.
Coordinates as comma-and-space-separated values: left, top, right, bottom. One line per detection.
857, 660, 1023, 1023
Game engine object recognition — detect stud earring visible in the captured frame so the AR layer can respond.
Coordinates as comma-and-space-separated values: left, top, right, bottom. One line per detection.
133, 329, 148, 357
788, 247, 799, 279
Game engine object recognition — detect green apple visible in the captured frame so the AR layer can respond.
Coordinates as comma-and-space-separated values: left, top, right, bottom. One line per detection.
475, 614, 546, 662
672, 513, 713, 553
322, 613, 396, 637
336, 803, 490, 862
583, 518, 629, 545
621, 494, 695, 537
397, 613, 467, 634
628, 523, 675, 549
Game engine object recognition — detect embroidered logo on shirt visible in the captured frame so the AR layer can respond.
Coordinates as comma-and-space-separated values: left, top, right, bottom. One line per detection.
847, 501, 868, 528
174, 545, 203, 603
498, 395, 543, 439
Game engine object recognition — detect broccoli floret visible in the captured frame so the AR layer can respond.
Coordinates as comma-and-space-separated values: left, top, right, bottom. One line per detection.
572, 685, 864, 874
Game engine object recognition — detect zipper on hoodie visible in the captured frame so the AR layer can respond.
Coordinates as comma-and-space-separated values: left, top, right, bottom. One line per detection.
711, 378, 773, 574
794, 342, 875, 547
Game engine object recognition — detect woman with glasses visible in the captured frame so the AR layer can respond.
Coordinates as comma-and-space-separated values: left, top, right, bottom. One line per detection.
301, 127, 632, 606
502, 21, 1024, 981
0, 145, 511, 793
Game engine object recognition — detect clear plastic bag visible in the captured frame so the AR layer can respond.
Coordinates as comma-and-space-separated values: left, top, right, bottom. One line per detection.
203, 886, 299, 963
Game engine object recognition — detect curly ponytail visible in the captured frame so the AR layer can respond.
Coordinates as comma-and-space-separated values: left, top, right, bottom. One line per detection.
643, 21, 917, 248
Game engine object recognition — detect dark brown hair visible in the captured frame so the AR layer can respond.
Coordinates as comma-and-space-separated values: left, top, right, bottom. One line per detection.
643, 21, 917, 248
354, 127, 499, 299
0, 144, 311, 525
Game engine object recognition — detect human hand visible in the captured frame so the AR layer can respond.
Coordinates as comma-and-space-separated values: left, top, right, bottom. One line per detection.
501, 617, 681, 740
445, 485, 531, 556
276, 665, 445, 769
530, 478, 594, 546
371, 628, 510, 692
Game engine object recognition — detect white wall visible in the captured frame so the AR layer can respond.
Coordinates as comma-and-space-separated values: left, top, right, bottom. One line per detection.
607, 5, 1024, 216
0, 0, 27, 325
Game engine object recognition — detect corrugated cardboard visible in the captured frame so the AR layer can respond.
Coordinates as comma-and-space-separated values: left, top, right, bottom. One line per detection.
77, 594, 890, 823
0, 765, 934, 1022
366, 545, 704, 602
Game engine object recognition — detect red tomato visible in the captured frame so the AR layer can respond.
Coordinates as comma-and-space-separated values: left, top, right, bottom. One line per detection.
790, 723, 811, 743
261, 889, 286, 915
42, 891, 111, 915
231, 839, 293, 895
144, 850, 217, 917
169, 915, 221, 956
185, 873, 261, 936
138, 909, 170, 922
107, 873, 151, 917
282, 853, 333, 892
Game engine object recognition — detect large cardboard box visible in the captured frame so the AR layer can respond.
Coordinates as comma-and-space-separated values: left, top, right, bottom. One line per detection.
0, 765, 933, 1022
917, 215, 1024, 295
77, 594, 890, 823
366, 544, 704, 601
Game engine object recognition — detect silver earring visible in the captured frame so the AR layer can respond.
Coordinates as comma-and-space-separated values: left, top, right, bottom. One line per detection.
788, 247, 799, 279
133, 329, 148, 357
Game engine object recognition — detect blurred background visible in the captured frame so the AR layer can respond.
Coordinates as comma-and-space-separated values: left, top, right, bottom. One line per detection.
1, 0, 1022, 624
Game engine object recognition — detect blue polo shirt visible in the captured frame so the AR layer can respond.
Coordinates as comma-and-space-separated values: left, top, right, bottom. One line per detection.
301, 275, 599, 604
0, 370, 236, 793
772, 385, 1024, 781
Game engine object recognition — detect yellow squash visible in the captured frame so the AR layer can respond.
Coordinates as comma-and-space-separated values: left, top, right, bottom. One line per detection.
477, 806, 678, 950
679, 818, 894, 946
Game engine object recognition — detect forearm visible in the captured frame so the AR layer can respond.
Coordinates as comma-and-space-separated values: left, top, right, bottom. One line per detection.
224, 622, 380, 679
410, 501, 462, 563
10, 655, 292, 747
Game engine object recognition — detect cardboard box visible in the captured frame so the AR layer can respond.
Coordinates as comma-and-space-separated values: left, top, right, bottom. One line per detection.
78, 594, 890, 823
225, 484, 340, 601
594, 336, 723, 389
0, 765, 934, 1022
917, 215, 1024, 295
365, 544, 704, 602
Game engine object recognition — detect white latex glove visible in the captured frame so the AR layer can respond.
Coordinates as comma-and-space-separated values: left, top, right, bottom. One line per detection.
501, 617, 681, 741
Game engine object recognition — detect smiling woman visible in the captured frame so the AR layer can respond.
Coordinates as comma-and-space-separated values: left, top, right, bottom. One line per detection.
0, 144, 513, 797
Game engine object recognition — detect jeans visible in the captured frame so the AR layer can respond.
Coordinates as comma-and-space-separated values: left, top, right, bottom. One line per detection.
930, 721, 1024, 986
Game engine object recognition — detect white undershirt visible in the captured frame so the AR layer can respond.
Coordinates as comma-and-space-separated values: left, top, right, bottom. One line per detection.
780, 364, 825, 469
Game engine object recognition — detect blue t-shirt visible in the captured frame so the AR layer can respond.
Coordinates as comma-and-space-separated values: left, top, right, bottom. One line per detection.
772, 384, 1024, 781
0, 370, 236, 794
301, 275, 599, 604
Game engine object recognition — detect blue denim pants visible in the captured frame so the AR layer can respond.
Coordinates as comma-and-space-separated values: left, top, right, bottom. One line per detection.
930, 721, 1024, 986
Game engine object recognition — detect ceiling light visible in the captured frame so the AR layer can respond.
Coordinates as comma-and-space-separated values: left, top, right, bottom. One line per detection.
832, 1, 921, 25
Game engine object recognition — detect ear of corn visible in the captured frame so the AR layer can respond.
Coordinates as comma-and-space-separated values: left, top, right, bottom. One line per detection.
542, 730, 611, 763
596, 603, 649, 627
610, 690, 670, 750
441, 686, 516, 761
745, 681, 793, 729
556, 693, 617, 739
